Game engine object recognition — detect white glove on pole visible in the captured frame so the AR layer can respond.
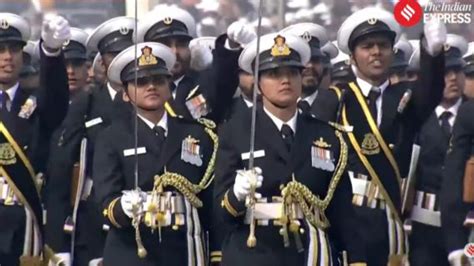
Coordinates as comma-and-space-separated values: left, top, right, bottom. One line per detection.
41, 15, 71, 51
423, 18, 447, 56
121, 190, 146, 218
48, 252, 71, 266
190, 45, 213, 71
233, 167, 263, 202
226, 20, 257, 48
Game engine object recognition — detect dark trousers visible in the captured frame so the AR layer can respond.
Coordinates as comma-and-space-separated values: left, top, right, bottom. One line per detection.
409, 221, 449, 266
0, 205, 26, 266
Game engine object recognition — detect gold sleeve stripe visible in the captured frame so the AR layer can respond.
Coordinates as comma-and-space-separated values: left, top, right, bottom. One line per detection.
210, 251, 222, 257
221, 190, 243, 217
107, 197, 122, 228
210, 257, 222, 263
349, 263, 367, 266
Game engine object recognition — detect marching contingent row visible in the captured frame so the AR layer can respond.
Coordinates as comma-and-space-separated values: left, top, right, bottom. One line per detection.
0, 3, 474, 266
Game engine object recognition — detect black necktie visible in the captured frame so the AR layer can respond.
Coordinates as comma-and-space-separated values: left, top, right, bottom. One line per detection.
0, 92, 10, 111
439, 111, 452, 139
281, 124, 294, 151
368, 87, 381, 121
153, 126, 166, 149
298, 100, 311, 114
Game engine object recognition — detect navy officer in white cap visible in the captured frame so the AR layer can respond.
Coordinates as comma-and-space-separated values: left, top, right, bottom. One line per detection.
411, 33, 467, 266
93, 42, 217, 266
280, 23, 333, 116
389, 39, 413, 85
137, 6, 255, 123
463, 42, 474, 99
0, 12, 70, 265
312, 7, 447, 265
214, 32, 366, 266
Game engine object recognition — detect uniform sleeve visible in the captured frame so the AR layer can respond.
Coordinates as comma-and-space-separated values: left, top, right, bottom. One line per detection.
213, 122, 247, 222
325, 134, 367, 263
93, 127, 131, 229
205, 34, 241, 124
441, 101, 474, 253
37, 40, 70, 135
408, 37, 445, 126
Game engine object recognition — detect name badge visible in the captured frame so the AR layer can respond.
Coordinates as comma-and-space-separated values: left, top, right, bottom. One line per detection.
85, 117, 103, 128
311, 138, 334, 171
123, 147, 147, 157
181, 136, 202, 166
241, 150, 265, 160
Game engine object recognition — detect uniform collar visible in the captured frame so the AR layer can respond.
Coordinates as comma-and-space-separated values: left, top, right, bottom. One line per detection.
263, 106, 298, 133
137, 111, 168, 136
1, 82, 19, 100
300, 89, 318, 106
107, 82, 117, 100
356, 76, 389, 97
242, 95, 253, 108
174, 75, 185, 87
435, 98, 462, 118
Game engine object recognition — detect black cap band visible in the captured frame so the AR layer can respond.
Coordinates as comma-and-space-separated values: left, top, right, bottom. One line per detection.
63, 40, 87, 60
120, 57, 170, 83
0, 27, 25, 44
252, 48, 303, 72
349, 20, 395, 52
464, 54, 474, 75
445, 47, 465, 69
144, 20, 191, 42
390, 49, 408, 70
98, 30, 134, 54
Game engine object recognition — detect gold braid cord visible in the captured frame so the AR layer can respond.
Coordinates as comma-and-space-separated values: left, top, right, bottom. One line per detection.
281, 130, 348, 229
152, 118, 218, 208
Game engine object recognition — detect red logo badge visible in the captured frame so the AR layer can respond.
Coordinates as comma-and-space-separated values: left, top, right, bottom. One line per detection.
394, 0, 423, 27
464, 243, 474, 258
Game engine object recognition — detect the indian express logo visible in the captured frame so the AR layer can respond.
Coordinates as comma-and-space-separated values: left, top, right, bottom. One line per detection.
423, 1, 472, 24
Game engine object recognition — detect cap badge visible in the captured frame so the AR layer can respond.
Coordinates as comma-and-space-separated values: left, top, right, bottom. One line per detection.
62, 39, 70, 49
367, 18, 378, 25
301, 31, 312, 42
138, 46, 158, 66
119, 26, 130, 35
271, 35, 291, 57
444, 43, 451, 51
0, 19, 9, 30
163, 17, 173, 25
361, 133, 380, 155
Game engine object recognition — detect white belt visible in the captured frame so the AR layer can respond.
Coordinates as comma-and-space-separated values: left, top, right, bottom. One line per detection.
349, 172, 386, 209
243, 202, 304, 225
0, 177, 22, 206
410, 190, 441, 227
143, 192, 186, 228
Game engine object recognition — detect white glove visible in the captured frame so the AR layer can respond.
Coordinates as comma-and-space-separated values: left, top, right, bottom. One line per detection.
49, 252, 71, 266
88, 257, 103, 266
423, 18, 447, 56
226, 20, 257, 48
448, 249, 474, 266
120, 190, 147, 218
190, 45, 213, 71
41, 14, 71, 50
233, 167, 263, 202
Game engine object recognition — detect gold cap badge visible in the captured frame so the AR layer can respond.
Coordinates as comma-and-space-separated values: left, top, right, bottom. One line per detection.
138, 46, 158, 66
270, 35, 291, 57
